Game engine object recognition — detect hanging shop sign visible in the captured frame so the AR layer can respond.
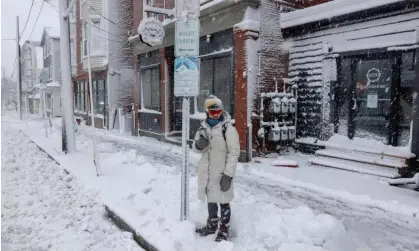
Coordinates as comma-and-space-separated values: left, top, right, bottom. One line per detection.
137, 17, 165, 47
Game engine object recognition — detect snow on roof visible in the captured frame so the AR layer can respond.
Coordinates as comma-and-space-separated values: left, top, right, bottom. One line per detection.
234, 6, 260, 32
41, 27, 60, 46
45, 27, 60, 38
46, 81, 61, 87
280, 0, 405, 29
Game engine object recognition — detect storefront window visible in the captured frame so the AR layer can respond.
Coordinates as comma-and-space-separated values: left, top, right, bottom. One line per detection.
197, 56, 232, 115
141, 67, 161, 111
398, 51, 416, 146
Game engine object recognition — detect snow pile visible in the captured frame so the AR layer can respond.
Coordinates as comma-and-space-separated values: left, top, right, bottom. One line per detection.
327, 134, 415, 158
245, 205, 348, 251
272, 157, 299, 167
1, 126, 142, 251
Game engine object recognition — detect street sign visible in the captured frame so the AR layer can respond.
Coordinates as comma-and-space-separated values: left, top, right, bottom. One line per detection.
176, 0, 200, 19
174, 57, 200, 97
138, 17, 165, 47
175, 19, 199, 57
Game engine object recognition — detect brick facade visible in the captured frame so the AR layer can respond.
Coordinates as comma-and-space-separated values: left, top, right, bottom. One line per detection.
129, 0, 331, 161
233, 29, 249, 158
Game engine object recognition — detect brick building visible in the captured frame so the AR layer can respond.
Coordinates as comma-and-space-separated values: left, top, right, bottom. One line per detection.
73, 0, 134, 129
129, 0, 327, 162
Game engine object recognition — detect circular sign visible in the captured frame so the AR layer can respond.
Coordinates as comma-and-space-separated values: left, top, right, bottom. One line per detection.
366, 68, 381, 82
137, 17, 165, 47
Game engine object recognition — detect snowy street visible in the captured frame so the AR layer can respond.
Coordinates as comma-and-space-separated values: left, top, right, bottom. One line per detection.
2, 114, 418, 251
1, 121, 143, 251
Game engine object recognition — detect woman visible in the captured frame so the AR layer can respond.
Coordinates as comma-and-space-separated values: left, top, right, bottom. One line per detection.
193, 95, 240, 242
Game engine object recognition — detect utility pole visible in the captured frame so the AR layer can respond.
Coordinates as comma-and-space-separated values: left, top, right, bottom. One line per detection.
58, 0, 76, 153
2, 68, 6, 110
16, 16, 23, 120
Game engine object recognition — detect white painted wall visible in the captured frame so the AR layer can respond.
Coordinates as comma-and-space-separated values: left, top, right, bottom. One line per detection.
104, 0, 134, 127
285, 10, 419, 139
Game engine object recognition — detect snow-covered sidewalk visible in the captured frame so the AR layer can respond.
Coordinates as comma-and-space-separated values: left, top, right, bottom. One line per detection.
8, 114, 419, 251
1, 120, 142, 251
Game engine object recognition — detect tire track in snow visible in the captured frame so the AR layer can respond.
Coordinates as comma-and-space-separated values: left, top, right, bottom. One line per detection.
80, 129, 419, 251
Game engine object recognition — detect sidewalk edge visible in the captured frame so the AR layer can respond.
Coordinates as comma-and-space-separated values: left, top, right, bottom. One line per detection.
20, 129, 159, 251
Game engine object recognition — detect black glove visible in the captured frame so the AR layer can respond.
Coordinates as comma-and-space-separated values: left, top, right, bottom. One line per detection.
220, 174, 232, 192
195, 135, 209, 150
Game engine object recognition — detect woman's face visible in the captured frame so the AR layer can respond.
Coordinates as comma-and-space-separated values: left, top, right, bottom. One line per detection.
208, 109, 222, 120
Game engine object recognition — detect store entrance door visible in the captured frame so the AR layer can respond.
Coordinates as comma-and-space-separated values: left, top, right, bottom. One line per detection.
336, 52, 402, 146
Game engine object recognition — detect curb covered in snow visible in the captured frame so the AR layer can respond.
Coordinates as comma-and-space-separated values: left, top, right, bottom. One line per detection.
21, 130, 69, 175
19, 129, 157, 251
105, 205, 159, 251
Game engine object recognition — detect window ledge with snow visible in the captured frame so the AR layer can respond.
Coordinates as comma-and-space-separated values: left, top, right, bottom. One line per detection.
138, 109, 162, 115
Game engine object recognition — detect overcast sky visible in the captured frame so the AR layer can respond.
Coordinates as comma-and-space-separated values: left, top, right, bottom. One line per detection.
1, 0, 59, 78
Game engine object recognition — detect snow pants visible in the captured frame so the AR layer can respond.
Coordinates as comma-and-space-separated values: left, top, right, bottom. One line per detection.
208, 203, 231, 225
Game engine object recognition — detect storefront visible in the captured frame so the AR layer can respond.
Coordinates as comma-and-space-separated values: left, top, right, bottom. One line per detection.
334, 51, 416, 147
131, 0, 259, 161
74, 74, 108, 129
281, 0, 419, 165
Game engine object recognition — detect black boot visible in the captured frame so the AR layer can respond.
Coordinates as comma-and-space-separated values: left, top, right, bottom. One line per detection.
196, 218, 219, 236
215, 222, 229, 242
215, 203, 231, 242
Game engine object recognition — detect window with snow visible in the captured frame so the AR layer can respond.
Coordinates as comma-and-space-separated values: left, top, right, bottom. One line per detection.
144, 0, 158, 19
90, 20, 101, 55
141, 67, 161, 111
70, 40, 75, 65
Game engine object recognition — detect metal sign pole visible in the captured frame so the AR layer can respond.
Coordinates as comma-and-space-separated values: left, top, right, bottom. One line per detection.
175, 1, 200, 223
180, 97, 190, 221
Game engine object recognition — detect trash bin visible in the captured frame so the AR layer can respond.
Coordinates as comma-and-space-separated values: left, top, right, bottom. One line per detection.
124, 113, 133, 134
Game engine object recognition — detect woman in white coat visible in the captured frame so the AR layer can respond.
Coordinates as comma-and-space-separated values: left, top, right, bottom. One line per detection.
194, 95, 240, 242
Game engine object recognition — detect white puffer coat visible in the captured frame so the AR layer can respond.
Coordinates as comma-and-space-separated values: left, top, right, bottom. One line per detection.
193, 113, 240, 203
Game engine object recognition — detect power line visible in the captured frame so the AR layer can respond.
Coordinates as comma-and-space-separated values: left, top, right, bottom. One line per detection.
44, 0, 58, 12
95, 34, 123, 43
82, 20, 125, 40
28, 0, 45, 40
20, 0, 35, 39
86, 2, 127, 32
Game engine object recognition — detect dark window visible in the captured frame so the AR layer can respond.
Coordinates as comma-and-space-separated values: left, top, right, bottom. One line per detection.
402, 51, 415, 71
92, 80, 106, 115
197, 56, 233, 115
75, 81, 86, 111
141, 67, 161, 111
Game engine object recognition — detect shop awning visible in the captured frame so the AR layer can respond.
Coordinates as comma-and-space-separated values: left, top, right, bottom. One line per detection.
27, 95, 34, 99
33, 93, 41, 100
